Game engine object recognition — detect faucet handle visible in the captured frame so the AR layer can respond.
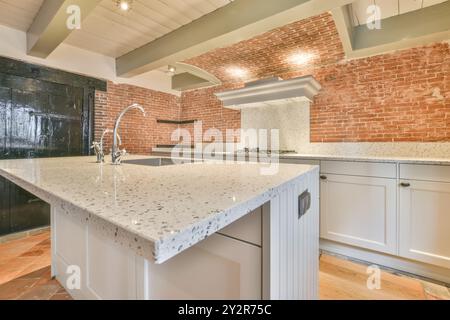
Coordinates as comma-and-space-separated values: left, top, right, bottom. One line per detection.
113, 149, 127, 165
91, 142, 105, 163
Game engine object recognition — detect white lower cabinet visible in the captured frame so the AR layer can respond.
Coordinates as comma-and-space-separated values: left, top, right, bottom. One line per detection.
320, 174, 397, 254
399, 179, 450, 269
147, 233, 262, 300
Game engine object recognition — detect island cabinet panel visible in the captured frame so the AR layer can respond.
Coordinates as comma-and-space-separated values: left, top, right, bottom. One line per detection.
53, 205, 141, 300
265, 168, 320, 300
86, 228, 137, 300
320, 174, 397, 255
399, 165, 450, 269
52, 205, 89, 300
145, 234, 262, 300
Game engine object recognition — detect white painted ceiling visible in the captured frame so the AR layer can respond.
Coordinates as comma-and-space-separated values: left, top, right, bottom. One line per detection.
64, 0, 233, 57
0, 0, 44, 31
351, 0, 448, 26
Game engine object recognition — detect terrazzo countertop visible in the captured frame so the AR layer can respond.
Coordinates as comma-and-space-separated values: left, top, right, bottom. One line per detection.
279, 153, 450, 165
152, 148, 450, 165
0, 155, 317, 263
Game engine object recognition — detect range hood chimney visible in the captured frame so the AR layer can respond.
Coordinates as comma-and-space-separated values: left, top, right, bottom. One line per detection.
215, 75, 321, 110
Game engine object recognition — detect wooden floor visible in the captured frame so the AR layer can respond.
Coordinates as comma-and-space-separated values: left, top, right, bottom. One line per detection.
320, 254, 450, 300
0, 231, 70, 300
0, 231, 51, 285
0, 231, 449, 300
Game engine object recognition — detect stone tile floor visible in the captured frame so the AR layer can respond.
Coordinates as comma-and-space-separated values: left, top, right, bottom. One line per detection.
0, 266, 71, 300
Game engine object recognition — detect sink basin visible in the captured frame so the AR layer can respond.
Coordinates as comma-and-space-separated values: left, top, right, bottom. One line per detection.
122, 158, 178, 167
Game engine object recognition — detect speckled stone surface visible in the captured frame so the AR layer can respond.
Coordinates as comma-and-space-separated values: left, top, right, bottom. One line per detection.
279, 153, 450, 165
153, 148, 450, 165
0, 156, 317, 263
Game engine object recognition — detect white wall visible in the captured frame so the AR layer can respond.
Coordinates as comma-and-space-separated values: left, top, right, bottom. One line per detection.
0, 24, 180, 96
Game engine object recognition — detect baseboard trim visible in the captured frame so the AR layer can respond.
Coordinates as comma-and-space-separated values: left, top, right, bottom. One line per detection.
0, 226, 50, 244
320, 239, 450, 286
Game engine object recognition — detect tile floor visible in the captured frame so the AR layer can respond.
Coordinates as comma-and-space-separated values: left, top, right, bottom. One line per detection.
0, 231, 449, 300
0, 266, 70, 300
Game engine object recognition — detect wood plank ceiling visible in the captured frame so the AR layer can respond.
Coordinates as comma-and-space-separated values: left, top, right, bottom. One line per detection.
0, 0, 44, 31
64, 0, 233, 57
350, 0, 448, 25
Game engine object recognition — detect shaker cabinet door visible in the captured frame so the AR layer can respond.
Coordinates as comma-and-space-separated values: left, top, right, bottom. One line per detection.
320, 174, 397, 254
399, 180, 450, 269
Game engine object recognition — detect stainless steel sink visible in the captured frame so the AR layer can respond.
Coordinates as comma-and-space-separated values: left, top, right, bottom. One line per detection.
122, 158, 178, 167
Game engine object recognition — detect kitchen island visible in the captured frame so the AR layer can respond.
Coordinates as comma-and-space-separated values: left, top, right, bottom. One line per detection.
0, 156, 319, 300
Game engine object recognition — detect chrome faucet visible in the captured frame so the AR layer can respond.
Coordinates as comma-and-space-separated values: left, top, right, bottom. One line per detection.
91, 129, 122, 163
112, 103, 146, 165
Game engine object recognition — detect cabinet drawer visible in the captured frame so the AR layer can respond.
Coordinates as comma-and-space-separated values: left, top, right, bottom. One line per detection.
148, 233, 262, 299
400, 164, 450, 183
218, 207, 261, 247
321, 160, 396, 178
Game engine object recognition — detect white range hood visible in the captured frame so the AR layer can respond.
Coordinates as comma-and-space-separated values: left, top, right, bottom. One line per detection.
215, 75, 322, 110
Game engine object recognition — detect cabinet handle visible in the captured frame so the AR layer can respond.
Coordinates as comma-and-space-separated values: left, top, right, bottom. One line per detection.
320, 175, 327, 180
400, 182, 411, 188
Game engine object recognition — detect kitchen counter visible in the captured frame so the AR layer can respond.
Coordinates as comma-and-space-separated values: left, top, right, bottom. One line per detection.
0, 155, 317, 263
279, 153, 450, 165
152, 147, 450, 165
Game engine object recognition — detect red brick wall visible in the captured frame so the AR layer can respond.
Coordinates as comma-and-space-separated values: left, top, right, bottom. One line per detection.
180, 12, 450, 143
94, 81, 180, 155
180, 84, 241, 143
309, 43, 450, 142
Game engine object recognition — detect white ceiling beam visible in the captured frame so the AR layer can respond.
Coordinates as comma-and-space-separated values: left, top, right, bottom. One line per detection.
333, 1, 450, 59
116, 0, 355, 77
27, 0, 102, 58
172, 73, 215, 91
175, 62, 221, 85
331, 5, 355, 58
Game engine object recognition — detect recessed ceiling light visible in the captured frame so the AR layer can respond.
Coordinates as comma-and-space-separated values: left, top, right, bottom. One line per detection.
116, 0, 132, 11
226, 67, 248, 78
168, 65, 176, 73
288, 52, 315, 66
165, 65, 177, 76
